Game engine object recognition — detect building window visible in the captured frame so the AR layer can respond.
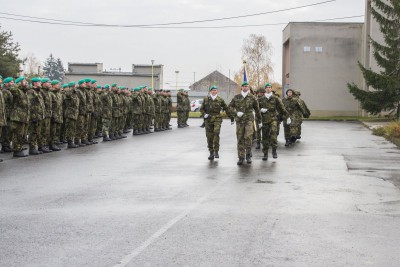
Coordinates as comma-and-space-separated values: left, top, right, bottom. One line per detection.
303, 46, 311, 52
315, 46, 323, 53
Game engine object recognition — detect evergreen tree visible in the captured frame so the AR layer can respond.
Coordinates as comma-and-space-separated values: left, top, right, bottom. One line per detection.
0, 24, 22, 77
43, 54, 65, 81
348, 0, 400, 121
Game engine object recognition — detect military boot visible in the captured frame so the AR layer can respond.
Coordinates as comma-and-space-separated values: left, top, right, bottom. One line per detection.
82, 140, 92, 145
200, 122, 205, 128
89, 139, 98, 144
76, 141, 86, 147
132, 130, 138, 136
285, 139, 290, 146
262, 152, 268, 161
290, 136, 297, 143
1, 146, 12, 153
208, 152, 214, 160
29, 148, 41, 155
246, 154, 252, 164
214, 151, 219, 158
178, 124, 184, 128
13, 150, 28, 157
49, 143, 61, 151
41, 146, 52, 153
103, 135, 112, 142
272, 148, 278, 159
67, 141, 79, 148
237, 158, 244, 165
255, 142, 261, 149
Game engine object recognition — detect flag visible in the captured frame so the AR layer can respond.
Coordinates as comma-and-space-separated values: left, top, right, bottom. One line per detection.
243, 63, 247, 82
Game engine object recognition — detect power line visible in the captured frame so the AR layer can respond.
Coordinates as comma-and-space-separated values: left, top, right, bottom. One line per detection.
0, 0, 337, 28
0, 15, 364, 29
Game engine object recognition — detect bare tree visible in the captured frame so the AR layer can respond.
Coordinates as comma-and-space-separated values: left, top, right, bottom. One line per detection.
241, 34, 274, 89
23, 53, 42, 78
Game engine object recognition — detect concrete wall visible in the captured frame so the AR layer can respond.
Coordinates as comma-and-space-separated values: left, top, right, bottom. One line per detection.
68, 63, 103, 73
282, 22, 364, 116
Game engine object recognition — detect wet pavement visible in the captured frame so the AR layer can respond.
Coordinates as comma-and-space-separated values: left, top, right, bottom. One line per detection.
1, 119, 400, 267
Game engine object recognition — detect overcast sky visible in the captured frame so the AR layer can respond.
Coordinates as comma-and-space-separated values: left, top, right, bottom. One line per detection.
1, 0, 364, 88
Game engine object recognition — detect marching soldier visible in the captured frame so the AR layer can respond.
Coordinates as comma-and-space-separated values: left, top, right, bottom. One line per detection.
258, 83, 288, 160
283, 88, 306, 146
200, 85, 233, 160
229, 81, 261, 165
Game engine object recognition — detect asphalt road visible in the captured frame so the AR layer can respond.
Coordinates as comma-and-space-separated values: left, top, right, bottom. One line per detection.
1, 119, 400, 267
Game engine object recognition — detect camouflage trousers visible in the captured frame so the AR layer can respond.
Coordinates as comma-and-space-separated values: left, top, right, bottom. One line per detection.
111, 116, 119, 135
255, 123, 262, 144
154, 112, 162, 129
86, 113, 92, 140
65, 118, 76, 142
96, 116, 103, 135
102, 118, 111, 136
11, 121, 28, 152
236, 120, 254, 158
40, 118, 51, 147
76, 114, 86, 141
29, 119, 43, 149
184, 111, 189, 123
50, 121, 62, 143
205, 117, 222, 152
283, 116, 301, 139
261, 120, 278, 153
177, 111, 185, 125
132, 114, 141, 131
1, 124, 11, 148
89, 114, 97, 140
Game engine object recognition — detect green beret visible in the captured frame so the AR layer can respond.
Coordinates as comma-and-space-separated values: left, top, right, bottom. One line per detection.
78, 79, 85, 85
209, 85, 218, 91
104, 84, 110, 89
68, 81, 76, 87
133, 87, 141, 91
148, 87, 153, 91
178, 88, 184, 91
51, 80, 60, 85
96, 85, 101, 88
3, 77, 14, 83
31, 77, 41, 83
41, 78, 50, 83
15, 76, 25, 84
91, 80, 97, 84
84, 78, 92, 83
111, 83, 117, 87
264, 82, 272, 88
62, 84, 69, 89
241, 81, 249, 86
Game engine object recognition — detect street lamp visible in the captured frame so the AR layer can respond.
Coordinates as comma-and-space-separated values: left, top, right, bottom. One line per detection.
175, 70, 179, 91
151, 60, 155, 90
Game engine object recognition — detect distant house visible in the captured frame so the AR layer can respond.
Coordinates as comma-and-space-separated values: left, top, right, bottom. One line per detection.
189, 70, 239, 102
64, 63, 163, 89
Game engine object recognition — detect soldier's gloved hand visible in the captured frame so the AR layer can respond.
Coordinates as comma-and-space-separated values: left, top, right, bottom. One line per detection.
260, 108, 268, 113
287, 117, 292, 125
204, 114, 209, 119
237, 111, 244, 117
258, 122, 263, 128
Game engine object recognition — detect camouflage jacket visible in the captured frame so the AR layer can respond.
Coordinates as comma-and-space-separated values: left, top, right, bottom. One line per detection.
283, 96, 305, 120
176, 92, 185, 111
121, 94, 129, 115
143, 93, 154, 115
50, 91, 63, 123
93, 92, 101, 117
2, 87, 13, 120
64, 90, 80, 120
258, 94, 288, 124
77, 89, 87, 116
27, 88, 45, 122
0, 90, 6, 126
85, 88, 94, 113
40, 88, 52, 118
161, 96, 169, 114
10, 85, 30, 123
200, 95, 233, 121
131, 92, 142, 115
101, 92, 113, 119
229, 93, 261, 123
111, 92, 121, 117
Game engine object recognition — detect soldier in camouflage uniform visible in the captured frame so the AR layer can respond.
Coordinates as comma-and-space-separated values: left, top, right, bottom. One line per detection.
64, 82, 80, 148
255, 89, 265, 149
83, 78, 96, 145
95, 85, 104, 137
89, 80, 100, 143
131, 87, 143, 135
183, 89, 191, 127
0, 76, 6, 161
110, 84, 122, 139
100, 85, 113, 141
200, 85, 233, 160
48, 80, 63, 151
27, 77, 45, 155
166, 90, 173, 129
75, 80, 87, 146
228, 81, 261, 165
283, 88, 306, 146
1, 77, 14, 153
10, 77, 30, 157
152, 89, 162, 131
293, 90, 310, 140
258, 83, 288, 161
176, 89, 185, 128
39, 78, 53, 153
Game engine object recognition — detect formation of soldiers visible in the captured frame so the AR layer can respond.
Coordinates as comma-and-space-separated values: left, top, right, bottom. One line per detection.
176, 88, 191, 128
0, 75, 173, 159
200, 82, 310, 165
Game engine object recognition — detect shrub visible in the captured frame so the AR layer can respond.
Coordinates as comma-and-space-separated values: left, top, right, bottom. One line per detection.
372, 126, 386, 136
385, 122, 400, 139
